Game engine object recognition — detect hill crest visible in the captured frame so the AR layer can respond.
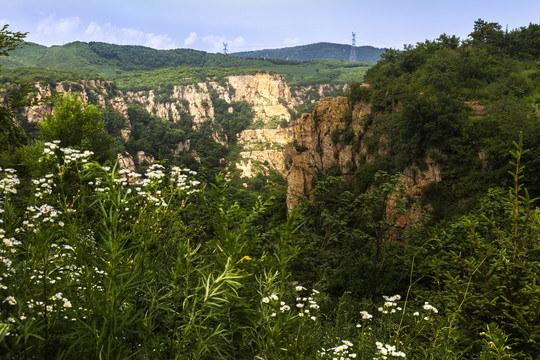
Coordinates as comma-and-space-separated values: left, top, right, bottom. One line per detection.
231, 42, 384, 62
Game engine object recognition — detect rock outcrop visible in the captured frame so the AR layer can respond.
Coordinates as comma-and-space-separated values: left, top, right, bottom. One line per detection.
284, 97, 369, 209
124, 73, 295, 126
281, 96, 441, 219
235, 127, 295, 177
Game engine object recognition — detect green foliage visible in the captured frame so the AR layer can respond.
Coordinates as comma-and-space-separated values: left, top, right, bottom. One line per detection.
1, 20, 540, 360
112, 66, 260, 91
0, 25, 33, 153
125, 104, 186, 160
0, 67, 104, 85
293, 172, 411, 299
210, 89, 254, 142
0, 107, 28, 152
363, 20, 540, 216
0, 145, 307, 359
38, 91, 99, 143
434, 136, 540, 358
0, 25, 27, 58
348, 82, 372, 104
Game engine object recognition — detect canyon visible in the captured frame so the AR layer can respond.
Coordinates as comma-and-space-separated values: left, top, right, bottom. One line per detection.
14, 73, 440, 216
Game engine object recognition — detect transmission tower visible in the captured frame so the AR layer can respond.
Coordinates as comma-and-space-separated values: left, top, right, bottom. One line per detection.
223, 42, 228, 55
349, 32, 357, 62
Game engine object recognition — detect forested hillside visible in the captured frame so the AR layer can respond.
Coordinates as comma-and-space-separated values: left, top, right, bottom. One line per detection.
0, 20, 539, 359
0, 41, 372, 85
231, 42, 384, 62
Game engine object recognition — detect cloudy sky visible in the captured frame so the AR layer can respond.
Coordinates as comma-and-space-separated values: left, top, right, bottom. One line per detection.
2, 0, 539, 53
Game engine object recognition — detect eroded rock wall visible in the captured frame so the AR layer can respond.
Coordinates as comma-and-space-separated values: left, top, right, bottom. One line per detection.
281, 96, 441, 219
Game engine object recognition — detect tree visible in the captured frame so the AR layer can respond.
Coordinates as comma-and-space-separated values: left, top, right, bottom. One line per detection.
0, 24, 27, 57
469, 19, 504, 49
38, 91, 104, 148
0, 25, 31, 152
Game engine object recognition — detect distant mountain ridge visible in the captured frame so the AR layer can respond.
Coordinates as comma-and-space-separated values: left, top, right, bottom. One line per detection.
0, 41, 375, 86
231, 42, 384, 62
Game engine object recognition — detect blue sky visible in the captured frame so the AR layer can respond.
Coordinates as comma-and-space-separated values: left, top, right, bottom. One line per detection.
2, 0, 539, 53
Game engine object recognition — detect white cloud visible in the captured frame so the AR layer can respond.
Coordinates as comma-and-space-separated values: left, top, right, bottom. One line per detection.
37, 16, 80, 37
82, 22, 177, 49
26, 16, 177, 49
84, 22, 109, 40
202, 35, 246, 53
184, 32, 198, 47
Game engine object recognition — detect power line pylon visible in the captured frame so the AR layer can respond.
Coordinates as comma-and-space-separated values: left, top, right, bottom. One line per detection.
349, 32, 357, 62
223, 42, 228, 55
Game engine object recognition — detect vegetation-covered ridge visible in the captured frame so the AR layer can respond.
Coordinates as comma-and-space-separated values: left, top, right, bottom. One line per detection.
344, 20, 540, 219
0, 40, 373, 86
231, 42, 384, 62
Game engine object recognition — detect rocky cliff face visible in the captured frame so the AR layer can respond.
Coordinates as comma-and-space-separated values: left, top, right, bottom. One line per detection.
235, 127, 294, 177
124, 73, 295, 126
283, 97, 372, 209
16, 80, 125, 123
275, 96, 441, 218
21, 73, 298, 130
20, 74, 346, 131
15, 73, 304, 169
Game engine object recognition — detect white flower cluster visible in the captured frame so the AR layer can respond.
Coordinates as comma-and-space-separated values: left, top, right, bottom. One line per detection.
48, 292, 72, 309
378, 294, 402, 314
0, 228, 20, 291
420, 301, 438, 321
88, 176, 110, 193
85, 162, 202, 211
60, 148, 93, 164
261, 285, 320, 320
170, 166, 200, 195
132, 165, 168, 206
422, 302, 438, 313
3, 296, 17, 305
26, 293, 75, 319
0, 167, 19, 196
146, 164, 165, 181
319, 340, 357, 359
295, 286, 319, 319
375, 342, 406, 358
262, 293, 292, 314
32, 174, 54, 199
25, 204, 63, 226
11, 244, 85, 326
361, 310, 373, 319
43, 141, 60, 156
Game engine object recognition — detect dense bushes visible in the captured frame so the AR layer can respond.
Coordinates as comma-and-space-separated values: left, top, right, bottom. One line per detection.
356, 20, 540, 217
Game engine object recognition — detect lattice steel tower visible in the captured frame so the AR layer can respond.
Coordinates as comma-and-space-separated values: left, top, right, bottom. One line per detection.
223, 42, 228, 55
349, 32, 357, 62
